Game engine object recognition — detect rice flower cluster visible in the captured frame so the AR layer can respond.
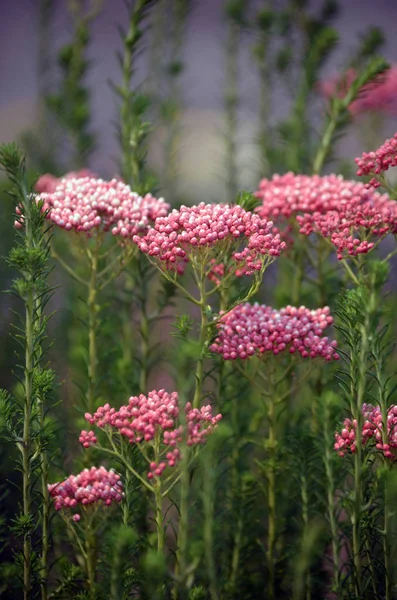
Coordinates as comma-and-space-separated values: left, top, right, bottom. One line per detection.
132, 202, 286, 276
355, 132, 397, 188
318, 66, 397, 116
80, 389, 222, 479
255, 172, 397, 259
209, 302, 339, 361
48, 466, 123, 520
35, 169, 96, 194
334, 404, 397, 459
35, 176, 169, 236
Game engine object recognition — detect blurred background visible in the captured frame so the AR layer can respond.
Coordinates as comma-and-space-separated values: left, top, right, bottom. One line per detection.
1, 0, 397, 204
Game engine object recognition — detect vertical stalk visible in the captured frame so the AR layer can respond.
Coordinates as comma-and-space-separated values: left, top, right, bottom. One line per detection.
120, 0, 150, 189
87, 241, 99, 416
22, 200, 34, 600
192, 272, 208, 409
376, 353, 392, 600
266, 392, 277, 600
300, 473, 311, 600
349, 295, 372, 597
154, 483, 164, 552
154, 435, 165, 552
224, 15, 239, 200
85, 516, 97, 600
39, 396, 50, 600
322, 403, 340, 595
227, 384, 243, 598
202, 454, 219, 600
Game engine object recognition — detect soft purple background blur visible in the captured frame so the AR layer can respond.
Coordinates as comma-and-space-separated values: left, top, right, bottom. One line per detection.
1, 0, 397, 200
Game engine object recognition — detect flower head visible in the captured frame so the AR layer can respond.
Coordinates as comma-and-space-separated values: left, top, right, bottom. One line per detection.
334, 404, 397, 459
210, 302, 339, 361
35, 176, 169, 236
255, 173, 397, 259
35, 169, 96, 194
133, 202, 285, 276
48, 466, 123, 516
82, 389, 222, 479
355, 132, 397, 188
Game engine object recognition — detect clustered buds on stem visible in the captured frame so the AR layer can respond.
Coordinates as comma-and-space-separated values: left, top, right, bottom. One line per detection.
30, 175, 169, 236
133, 202, 285, 276
255, 173, 397, 259
48, 466, 123, 520
334, 404, 397, 459
355, 132, 397, 188
210, 302, 339, 361
80, 389, 222, 479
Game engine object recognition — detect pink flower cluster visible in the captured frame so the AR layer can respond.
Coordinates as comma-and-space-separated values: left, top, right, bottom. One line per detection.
209, 302, 339, 361
334, 404, 397, 459
318, 66, 397, 116
48, 466, 123, 520
132, 203, 285, 276
355, 132, 397, 188
35, 176, 169, 236
35, 169, 96, 194
81, 389, 222, 479
255, 173, 397, 259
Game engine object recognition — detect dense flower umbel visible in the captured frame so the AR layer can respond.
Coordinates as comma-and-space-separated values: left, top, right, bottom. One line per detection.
48, 466, 123, 520
356, 132, 397, 188
210, 302, 339, 361
255, 173, 397, 259
318, 66, 397, 116
35, 169, 96, 194
80, 389, 222, 478
132, 202, 285, 276
334, 404, 397, 459
35, 176, 169, 236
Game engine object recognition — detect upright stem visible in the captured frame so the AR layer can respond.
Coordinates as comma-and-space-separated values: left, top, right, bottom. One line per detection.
87, 243, 99, 416
266, 392, 277, 600
224, 16, 239, 200
193, 274, 208, 409
350, 301, 371, 598
154, 483, 164, 552
300, 474, 311, 600
175, 436, 190, 599
312, 108, 338, 176
120, 0, 149, 189
202, 456, 219, 600
322, 404, 340, 595
22, 203, 34, 600
39, 395, 50, 600
85, 517, 97, 600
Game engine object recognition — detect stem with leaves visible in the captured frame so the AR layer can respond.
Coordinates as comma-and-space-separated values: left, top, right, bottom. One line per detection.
0, 144, 55, 599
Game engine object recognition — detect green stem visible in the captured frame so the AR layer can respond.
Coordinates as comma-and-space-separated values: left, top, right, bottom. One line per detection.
350, 301, 372, 598
175, 437, 190, 599
39, 395, 50, 600
312, 106, 339, 175
266, 393, 277, 600
192, 275, 208, 409
202, 456, 219, 600
85, 517, 97, 599
322, 403, 340, 595
87, 243, 99, 416
155, 482, 164, 552
300, 474, 311, 600
225, 15, 239, 200
120, 0, 149, 188
23, 205, 34, 600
